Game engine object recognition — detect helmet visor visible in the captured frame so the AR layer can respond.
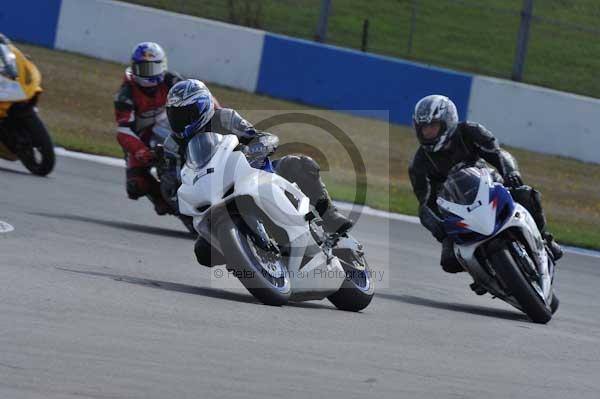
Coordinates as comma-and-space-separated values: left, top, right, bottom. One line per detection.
416, 121, 444, 145
132, 61, 165, 77
166, 103, 198, 134
421, 122, 441, 139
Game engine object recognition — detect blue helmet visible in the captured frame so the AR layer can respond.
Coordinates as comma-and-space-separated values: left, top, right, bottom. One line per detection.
166, 79, 215, 136
129, 42, 167, 87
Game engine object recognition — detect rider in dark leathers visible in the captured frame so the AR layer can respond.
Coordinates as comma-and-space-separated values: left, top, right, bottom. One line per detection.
408, 95, 563, 275
114, 42, 222, 216
163, 80, 353, 265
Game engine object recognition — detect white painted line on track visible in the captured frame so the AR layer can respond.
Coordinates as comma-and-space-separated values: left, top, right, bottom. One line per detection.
563, 246, 600, 259
335, 202, 420, 224
54, 147, 125, 167
55, 147, 600, 258
0, 220, 15, 233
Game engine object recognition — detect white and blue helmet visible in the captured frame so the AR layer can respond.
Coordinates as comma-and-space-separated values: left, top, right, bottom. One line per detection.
166, 79, 215, 136
129, 42, 167, 87
413, 94, 459, 152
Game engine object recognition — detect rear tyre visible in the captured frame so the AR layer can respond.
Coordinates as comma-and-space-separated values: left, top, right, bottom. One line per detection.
488, 243, 552, 324
16, 113, 55, 176
328, 252, 374, 312
217, 216, 291, 306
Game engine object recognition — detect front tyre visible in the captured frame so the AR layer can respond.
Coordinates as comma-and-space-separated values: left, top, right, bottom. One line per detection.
16, 113, 55, 176
488, 243, 552, 324
328, 252, 374, 312
217, 216, 291, 306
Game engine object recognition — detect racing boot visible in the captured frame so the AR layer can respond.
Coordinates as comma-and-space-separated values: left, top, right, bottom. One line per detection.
314, 196, 353, 235
194, 235, 226, 266
148, 195, 171, 215
148, 181, 172, 216
469, 281, 487, 296
543, 232, 563, 261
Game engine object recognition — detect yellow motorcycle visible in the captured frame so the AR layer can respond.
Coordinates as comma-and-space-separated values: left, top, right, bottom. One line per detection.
0, 35, 55, 176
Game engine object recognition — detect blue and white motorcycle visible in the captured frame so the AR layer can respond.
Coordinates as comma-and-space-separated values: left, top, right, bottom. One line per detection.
437, 166, 559, 323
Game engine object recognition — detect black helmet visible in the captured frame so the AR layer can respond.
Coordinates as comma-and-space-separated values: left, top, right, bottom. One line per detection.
413, 95, 458, 152
166, 79, 215, 137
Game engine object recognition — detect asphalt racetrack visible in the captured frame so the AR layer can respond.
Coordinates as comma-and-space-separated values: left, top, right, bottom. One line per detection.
1, 155, 599, 399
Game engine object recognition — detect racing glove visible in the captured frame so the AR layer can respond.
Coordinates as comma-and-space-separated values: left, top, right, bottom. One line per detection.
134, 147, 155, 165
504, 171, 524, 189
242, 133, 279, 167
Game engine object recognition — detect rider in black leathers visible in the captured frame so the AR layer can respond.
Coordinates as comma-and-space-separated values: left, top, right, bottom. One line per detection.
408, 95, 563, 275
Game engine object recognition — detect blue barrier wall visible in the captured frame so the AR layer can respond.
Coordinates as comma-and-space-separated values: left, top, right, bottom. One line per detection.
257, 33, 473, 125
0, 0, 62, 48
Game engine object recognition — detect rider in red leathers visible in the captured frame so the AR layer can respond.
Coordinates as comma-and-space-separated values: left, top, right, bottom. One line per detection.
114, 42, 220, 214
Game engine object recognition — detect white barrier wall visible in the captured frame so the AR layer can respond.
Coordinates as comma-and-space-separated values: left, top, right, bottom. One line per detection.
468, 76, 600, 163
54, 0, 265, 92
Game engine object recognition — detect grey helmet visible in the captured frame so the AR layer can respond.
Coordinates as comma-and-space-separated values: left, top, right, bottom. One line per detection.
413, 95, 458, 152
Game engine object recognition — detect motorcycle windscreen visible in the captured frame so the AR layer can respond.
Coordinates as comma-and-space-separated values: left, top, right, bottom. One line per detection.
439, 167, 483, 206
185, 132, 224, 170
0, 44, 18, 79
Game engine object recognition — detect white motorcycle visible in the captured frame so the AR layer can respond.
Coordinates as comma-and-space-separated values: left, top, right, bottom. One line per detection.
177, 132, 374, 310
437, 166, 559, 323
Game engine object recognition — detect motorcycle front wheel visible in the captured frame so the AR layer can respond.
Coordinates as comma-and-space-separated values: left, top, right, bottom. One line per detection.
16, 113, 55, 176
217, 216, 291, 306
488, 241, 552, 324
328, 250, 374, 312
